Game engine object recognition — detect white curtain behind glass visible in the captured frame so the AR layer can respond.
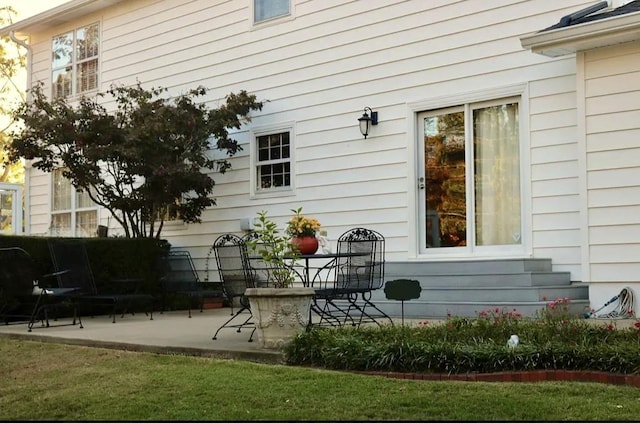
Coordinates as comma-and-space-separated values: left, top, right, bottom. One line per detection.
473, 103, 520, 245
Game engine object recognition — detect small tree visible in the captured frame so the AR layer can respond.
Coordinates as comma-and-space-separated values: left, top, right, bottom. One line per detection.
245, 210, 300, 288
5, 82, 263, 238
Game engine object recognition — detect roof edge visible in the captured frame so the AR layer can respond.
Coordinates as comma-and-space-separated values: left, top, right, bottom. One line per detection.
0, 0, 123, 37
521, 11, 640, 57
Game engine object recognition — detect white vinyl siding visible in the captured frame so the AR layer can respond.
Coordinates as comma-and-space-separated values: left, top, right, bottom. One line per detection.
584, 42, 640, 284
22, 0, 596, 283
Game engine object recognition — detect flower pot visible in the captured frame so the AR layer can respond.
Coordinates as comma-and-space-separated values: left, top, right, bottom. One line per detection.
245, 287, 315, 349
291, 236, 319, 255
202, 297, 224, 309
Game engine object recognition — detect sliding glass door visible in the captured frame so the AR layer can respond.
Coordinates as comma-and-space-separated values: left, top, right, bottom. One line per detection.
418, 98, 522, 253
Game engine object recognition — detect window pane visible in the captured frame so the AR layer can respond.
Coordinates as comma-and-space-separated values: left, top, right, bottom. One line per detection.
254, 0, 289, 22
0, 191, 13, 232
424, 112, 466, 248
76, 187, 94, 209
52, 32, 72, 68
51, 213, 71, 236
53, 169, 71, 211
52, 68, 72, 99
76, 210, 97, 237
473, 103, 520, 245
259, 164, 272, 188
76, 59, 98, 93
76, 23, 99, 60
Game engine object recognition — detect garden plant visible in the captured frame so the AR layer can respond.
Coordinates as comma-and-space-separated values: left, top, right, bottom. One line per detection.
285, 298, 640, 375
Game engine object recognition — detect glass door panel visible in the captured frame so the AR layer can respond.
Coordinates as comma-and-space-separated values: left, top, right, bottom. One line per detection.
423, 111, 467, 248
473, 103, 521, 246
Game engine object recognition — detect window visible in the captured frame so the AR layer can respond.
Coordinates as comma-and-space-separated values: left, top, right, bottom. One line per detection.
254, 0, 290, 23
52, 22, 99, 99
255, 131, 292, 192
51, 168, 98, 237
155, 201, 181, 223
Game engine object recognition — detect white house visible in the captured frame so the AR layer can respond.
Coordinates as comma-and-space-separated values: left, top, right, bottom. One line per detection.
2, 0, 640, 318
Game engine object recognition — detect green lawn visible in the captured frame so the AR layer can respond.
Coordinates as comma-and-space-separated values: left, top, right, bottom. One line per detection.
2, 338, 640, 421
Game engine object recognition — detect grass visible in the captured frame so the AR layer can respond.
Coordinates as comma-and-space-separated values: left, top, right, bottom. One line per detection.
3, 337, 640, 420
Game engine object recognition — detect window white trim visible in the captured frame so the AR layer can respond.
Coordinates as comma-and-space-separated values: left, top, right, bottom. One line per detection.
249, 121, 296, 198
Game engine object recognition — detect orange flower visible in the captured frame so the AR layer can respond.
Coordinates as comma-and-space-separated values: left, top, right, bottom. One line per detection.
286, 207, 321, 237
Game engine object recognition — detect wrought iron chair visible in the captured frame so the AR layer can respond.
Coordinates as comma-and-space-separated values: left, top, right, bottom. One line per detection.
333, 227, 393, 327
208, 233, 257, 342
0, 247, 81, 331
158, 250, 225, 318
48, 239, 155, 324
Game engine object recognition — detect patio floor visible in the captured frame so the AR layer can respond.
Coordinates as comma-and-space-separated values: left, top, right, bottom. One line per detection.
0, 307, 286, 364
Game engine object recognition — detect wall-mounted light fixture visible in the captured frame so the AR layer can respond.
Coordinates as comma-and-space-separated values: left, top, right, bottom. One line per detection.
358, 107, 378, 139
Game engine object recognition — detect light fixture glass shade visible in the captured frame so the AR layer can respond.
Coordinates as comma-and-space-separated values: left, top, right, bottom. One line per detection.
357, 107, 377, 139
358, 113, 371, 138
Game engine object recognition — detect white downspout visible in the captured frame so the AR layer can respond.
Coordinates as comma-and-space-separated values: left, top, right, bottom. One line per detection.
8, 30, 32, 235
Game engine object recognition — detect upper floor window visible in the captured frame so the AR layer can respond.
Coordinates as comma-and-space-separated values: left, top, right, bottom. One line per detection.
51, 168, 98, 237
255, 131, 292, 192
254, 0, 290, 23
52, 22, 99, 99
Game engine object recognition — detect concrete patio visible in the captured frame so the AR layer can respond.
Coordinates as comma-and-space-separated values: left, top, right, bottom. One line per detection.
0, 307, 287, 364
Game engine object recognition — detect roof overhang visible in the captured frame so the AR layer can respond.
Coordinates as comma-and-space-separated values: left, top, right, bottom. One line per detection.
521, 11, 640, 57
0, 0, 125, 37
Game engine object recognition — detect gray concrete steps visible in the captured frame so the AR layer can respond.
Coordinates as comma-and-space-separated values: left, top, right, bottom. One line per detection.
379, 258, 588, 318
385, 272, 572, 287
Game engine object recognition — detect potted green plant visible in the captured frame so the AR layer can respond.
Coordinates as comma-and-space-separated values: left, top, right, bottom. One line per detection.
286, 207, 321, 255
244, 210, 315, 349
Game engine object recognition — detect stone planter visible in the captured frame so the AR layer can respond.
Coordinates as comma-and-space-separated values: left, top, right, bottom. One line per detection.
245, 287, 315, 349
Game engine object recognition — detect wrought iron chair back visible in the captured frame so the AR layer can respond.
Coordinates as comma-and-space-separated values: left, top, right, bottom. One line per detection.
159, 250, 224, 318
241, 231, 273, 288
209, 233, 256, 342
48, 239, 154, 324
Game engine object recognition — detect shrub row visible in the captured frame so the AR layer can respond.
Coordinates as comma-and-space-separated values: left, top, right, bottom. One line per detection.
285, 318, 640, 375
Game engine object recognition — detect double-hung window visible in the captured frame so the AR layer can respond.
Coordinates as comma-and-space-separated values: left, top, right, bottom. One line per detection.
51, 168, 98, 237
254, 0, 290, 23
52, 22, 99, 99
254, 130, 292, 193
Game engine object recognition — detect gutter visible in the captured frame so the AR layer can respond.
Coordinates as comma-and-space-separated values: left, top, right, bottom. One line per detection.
521, 11, 640, 57
8, 30, 31, 235
9, 31, 31, 97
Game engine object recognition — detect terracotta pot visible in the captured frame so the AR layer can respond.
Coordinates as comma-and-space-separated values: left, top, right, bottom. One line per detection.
291, 236, 319, 255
